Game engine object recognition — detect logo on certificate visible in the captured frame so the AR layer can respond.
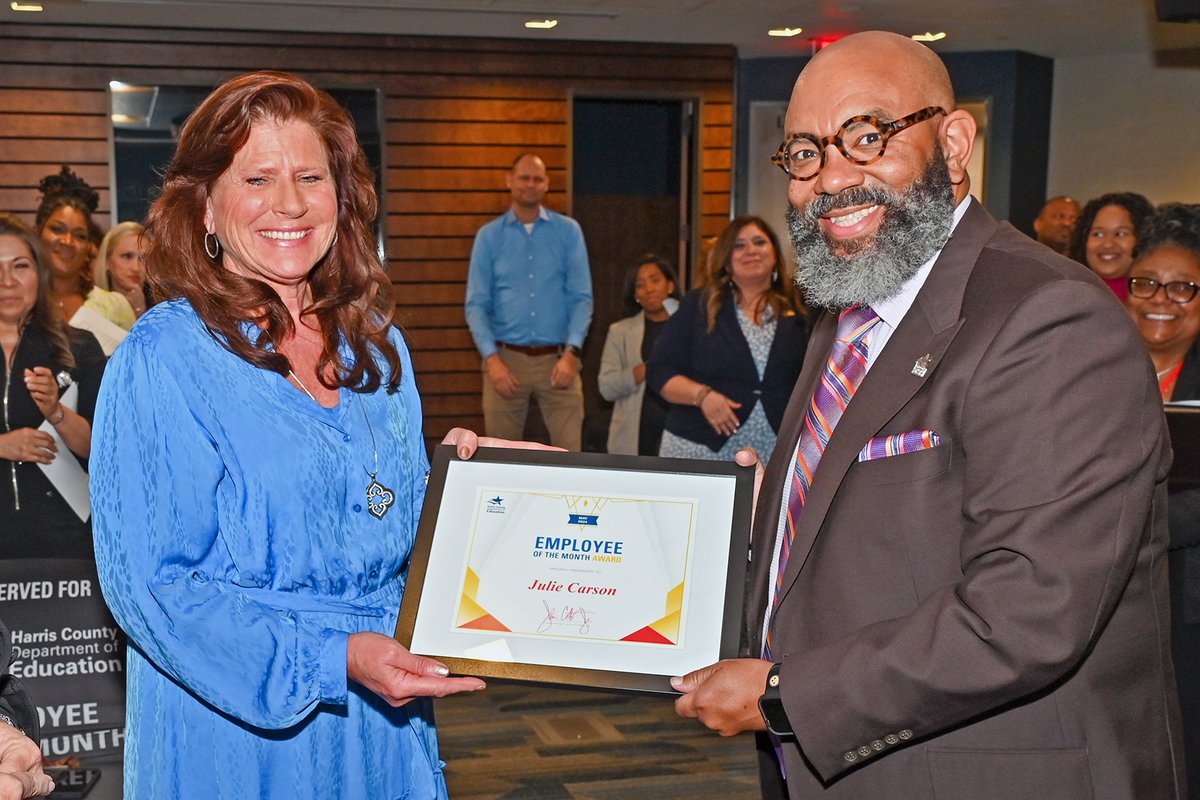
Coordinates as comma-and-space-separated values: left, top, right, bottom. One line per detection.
485, 495, 506, 514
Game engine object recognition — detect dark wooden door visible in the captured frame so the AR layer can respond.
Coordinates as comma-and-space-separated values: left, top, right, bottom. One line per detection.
571, 97, 697, 451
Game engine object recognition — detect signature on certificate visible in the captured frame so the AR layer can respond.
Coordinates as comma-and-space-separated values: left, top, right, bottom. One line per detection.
538, 600, 593, 635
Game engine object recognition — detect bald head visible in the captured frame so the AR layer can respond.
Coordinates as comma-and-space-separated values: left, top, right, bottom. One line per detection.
800, 32, 954, 112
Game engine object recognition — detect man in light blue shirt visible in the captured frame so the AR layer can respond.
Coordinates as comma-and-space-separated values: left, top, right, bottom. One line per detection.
464, 154, 593, 450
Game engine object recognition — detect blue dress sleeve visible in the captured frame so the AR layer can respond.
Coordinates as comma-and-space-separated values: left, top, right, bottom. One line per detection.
90, 331, 349, 731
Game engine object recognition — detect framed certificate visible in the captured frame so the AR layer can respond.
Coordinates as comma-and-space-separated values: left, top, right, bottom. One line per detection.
395, 445, 755, 694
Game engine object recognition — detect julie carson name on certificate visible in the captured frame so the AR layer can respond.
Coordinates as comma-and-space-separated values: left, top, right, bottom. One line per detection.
455, 489, 697, 647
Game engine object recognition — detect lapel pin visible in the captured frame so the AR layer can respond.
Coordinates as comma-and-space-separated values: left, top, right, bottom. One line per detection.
911, 354, 932, 378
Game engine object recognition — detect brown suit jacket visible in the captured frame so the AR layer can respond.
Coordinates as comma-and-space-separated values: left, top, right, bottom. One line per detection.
748, 201, 1185, 799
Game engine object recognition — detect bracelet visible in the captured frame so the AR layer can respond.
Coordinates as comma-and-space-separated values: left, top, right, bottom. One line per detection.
693, 385, 712, 407
48, 405, 66, 425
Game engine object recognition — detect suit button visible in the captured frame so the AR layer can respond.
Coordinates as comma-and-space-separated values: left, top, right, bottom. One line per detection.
898, 729, 913, 740
843, 751, 858, 762
857, 746, 871, 757
884, 734, 899, 745
871, 740, 884, 751
753, 389, 762, 395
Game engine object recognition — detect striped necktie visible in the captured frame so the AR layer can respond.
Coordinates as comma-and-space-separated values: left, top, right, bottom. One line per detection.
765, 304, 879, 658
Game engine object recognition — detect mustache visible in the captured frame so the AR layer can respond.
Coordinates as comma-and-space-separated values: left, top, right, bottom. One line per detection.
805, 186, 897, 221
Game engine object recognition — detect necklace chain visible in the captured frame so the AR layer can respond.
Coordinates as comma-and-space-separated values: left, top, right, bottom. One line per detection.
287, 367, 393, 519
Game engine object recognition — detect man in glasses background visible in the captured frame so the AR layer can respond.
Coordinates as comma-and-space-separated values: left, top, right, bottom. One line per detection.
673, 30, 1183, 800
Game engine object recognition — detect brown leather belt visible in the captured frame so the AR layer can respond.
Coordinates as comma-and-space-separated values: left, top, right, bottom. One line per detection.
497, 342, 562, 356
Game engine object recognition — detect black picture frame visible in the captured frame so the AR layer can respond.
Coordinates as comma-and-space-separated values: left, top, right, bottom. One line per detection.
395, 445, 754, 694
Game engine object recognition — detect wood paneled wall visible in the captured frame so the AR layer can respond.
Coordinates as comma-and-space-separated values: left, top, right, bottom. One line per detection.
0, 24, 734, 446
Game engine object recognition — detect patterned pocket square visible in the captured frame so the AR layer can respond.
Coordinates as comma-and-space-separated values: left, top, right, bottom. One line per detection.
857, 430, 942, 462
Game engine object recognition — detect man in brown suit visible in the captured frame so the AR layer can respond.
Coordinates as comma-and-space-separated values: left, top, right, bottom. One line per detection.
672, 31, 1185, 799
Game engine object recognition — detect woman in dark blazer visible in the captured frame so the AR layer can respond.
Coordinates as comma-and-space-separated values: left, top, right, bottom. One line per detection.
1125, 203, 1200, 798
647, 216, 807, 462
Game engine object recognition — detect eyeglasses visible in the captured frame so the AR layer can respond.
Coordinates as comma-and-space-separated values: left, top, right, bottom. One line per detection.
1128, 276, 1200, 304
771, 106, 946, 181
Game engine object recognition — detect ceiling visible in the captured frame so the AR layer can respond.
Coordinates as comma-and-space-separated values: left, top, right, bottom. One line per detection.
7, 0, 1200, 61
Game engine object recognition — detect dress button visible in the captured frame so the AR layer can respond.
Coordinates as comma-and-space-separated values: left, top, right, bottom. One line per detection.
843, 751, 857, 762
898, 729, 913, 740
343, 434, 351, 443
857, 746, 871, 757
353, 504, 362, 512
884, 734, 899, 745
871, 740, 884, 751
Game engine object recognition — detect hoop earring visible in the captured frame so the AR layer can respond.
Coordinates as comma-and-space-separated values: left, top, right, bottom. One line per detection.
772, 269, 778, 283
332, 232, 339, 248
204, 233, 221, 260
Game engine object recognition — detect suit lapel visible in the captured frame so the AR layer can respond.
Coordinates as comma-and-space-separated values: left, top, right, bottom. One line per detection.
773, 201, 999, 610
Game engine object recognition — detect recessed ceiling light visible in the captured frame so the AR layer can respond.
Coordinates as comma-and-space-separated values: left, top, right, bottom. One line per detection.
912, 32, 947, 42
10, 1, 44, 10
525, 19, 558, 29
769, 27, 803, 38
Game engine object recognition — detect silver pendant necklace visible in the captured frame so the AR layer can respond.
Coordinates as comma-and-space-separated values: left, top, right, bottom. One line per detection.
288, 369, 395, 520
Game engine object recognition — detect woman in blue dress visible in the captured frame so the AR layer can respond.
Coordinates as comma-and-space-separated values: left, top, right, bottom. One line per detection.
90, 71, 485, 799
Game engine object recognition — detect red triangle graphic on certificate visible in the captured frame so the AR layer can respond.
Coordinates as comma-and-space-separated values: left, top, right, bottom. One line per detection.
458, 614, 511, 632
620, 625, 673, 644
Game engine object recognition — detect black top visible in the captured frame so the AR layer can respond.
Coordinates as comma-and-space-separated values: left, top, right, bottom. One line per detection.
637, 317, 670, 456
1, 324, 106, 558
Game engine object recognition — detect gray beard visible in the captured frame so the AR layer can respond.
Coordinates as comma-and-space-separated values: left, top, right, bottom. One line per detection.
786, 150, 956, 311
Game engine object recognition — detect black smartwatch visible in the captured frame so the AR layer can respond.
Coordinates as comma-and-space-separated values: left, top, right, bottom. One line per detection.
759, 662, 792, 737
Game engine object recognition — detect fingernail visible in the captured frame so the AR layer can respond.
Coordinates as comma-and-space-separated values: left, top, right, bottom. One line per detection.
669, 676, 683, 688
473, 682, 486, 691
434, 664, 450, 677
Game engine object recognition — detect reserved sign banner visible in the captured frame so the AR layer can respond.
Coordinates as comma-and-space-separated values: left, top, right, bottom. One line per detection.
0, 558, 126, 762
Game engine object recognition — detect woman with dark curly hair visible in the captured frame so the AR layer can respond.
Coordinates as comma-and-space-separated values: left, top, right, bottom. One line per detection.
90, 71, 484, 799
35, 166, 135, 353
1125, 202, 1200, 800
647, 216, 808, 462
0, 213, 106, 559
1068, 191, 1154, 302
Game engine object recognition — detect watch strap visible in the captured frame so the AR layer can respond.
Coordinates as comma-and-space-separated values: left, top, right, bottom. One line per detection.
759, 662, 792, 737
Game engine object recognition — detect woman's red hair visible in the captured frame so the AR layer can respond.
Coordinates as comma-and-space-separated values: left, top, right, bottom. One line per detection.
145, 70, 401, 393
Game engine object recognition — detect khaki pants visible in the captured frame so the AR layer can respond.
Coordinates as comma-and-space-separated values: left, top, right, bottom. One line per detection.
481, 349, 583, 451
